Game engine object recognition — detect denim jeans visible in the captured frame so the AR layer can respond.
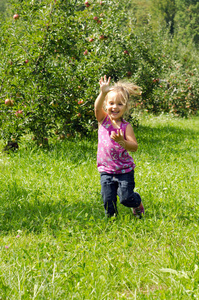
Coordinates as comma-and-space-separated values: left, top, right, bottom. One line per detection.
100, 170, 141, 217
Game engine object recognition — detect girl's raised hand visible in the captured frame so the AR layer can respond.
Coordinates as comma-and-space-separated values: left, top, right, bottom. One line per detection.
99, 75, 111, 94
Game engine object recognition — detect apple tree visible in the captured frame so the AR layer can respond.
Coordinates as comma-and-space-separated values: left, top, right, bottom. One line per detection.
0, 0, 198, 147
0, 0, 154, 145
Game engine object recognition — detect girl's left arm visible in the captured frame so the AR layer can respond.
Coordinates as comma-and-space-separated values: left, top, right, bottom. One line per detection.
111, 124, 138, 152
124, 124, 138, 152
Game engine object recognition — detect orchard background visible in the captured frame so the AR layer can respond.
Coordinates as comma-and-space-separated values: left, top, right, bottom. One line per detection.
0, 0, 198, 147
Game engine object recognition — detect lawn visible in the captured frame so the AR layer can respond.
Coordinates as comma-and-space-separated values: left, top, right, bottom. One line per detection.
0, 114, 198, 299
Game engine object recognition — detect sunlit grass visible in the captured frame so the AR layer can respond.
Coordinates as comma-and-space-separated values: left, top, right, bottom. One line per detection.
0, 115, 198, 299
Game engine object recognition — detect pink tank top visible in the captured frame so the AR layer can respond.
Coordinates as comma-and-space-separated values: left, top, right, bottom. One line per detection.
97, 115, 136, 174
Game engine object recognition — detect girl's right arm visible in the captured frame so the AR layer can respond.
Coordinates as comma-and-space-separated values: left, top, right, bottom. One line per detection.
94, 75, 111, 122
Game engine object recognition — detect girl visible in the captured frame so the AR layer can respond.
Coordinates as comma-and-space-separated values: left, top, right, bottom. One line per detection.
95, 75, 144, 218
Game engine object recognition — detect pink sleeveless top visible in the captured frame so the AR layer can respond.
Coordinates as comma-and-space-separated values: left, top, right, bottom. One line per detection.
97, 115, 136, 174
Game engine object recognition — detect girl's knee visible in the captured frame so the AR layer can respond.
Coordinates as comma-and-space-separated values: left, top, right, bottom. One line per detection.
120, 192, 141, 208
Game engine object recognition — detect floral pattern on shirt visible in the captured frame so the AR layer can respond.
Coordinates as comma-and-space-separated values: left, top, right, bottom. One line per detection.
97, 115, 135, 174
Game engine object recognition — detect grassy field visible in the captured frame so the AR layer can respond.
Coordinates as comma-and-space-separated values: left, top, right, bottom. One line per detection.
0, 114, 198, 299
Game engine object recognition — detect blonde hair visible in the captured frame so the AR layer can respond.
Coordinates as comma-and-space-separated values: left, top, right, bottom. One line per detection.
105, 80, 142, 116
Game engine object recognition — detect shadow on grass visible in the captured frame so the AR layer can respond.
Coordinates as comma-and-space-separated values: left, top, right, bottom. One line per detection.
0, 182, 105, 234
1, 120, 198, 234
26, 135, 98, 165
135, 123, 198, 155
0, 180, 197, 235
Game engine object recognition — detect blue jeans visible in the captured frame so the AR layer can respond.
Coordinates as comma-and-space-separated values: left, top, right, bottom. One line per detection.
100, 170, 141, 217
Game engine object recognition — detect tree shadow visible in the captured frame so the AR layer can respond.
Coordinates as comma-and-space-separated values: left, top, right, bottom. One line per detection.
0, 182, 105, 234
135, 122, 198, 156
0, 178, 197, 235
0, 121, 198, 234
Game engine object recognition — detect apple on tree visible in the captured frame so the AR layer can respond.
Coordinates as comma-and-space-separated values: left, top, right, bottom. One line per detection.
15, 110, 23, 117
13, 14, 19, 20
99, 35, 105, 40
124, 50, 129, 55
85, 1, 90, 7
5, 99, 14, 107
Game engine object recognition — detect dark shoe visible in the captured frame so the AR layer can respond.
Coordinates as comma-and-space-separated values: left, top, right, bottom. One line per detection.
132, 202, 145, 219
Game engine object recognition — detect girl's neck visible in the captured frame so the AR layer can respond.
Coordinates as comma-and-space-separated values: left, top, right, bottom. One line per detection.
109, 115, 123, 128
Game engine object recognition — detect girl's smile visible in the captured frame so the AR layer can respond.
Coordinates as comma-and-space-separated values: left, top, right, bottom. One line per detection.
106, 91, 126, 121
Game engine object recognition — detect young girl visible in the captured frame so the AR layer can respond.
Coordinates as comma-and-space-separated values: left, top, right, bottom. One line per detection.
95, 75, 144, 218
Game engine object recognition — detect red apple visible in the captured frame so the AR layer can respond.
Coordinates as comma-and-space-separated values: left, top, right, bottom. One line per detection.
83, 49, 88, 55
124, 50, 129, 55
97, 20, 102, 24
99, 35, 105, 40
13, 14, 19, 20
93, 16, 98, 21
85, 1, 90, 7
5, 99, 9, 105
100, 1, 104, 5
89, 38, 94, 42
77, 113, 81, 117
25, 59, 29, 64
5, 99, 14, 106
78, 100, 84, 104
15, 110, 23, 117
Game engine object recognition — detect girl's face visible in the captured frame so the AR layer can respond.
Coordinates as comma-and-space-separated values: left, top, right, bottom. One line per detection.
106, 91, 127, 121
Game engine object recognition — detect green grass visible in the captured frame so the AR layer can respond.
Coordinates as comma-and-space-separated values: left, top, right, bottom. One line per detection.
0, 115, 198, 299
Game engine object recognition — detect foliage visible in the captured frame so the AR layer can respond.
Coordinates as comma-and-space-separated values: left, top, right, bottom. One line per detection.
0, 0, 198, 145
142, 59, 199, 116
150, 0, 176, 34
175, 1, 199, 45
0, 0, 6, 13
